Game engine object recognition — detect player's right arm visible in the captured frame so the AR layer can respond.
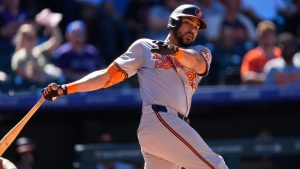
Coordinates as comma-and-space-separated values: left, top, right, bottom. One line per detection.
67, 62, 127, 93
66, 69, 110, 93
42, 39, 144, 101
42, 63, 126, 101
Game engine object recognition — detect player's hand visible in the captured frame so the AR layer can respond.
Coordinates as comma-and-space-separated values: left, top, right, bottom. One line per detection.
151, 40, 179, 55
41, 83, 68, 101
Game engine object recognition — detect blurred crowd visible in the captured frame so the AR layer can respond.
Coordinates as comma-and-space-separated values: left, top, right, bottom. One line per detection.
0, 0, 300, 93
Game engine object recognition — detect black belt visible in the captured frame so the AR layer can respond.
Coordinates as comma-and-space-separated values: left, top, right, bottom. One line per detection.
151, 104, 190, 124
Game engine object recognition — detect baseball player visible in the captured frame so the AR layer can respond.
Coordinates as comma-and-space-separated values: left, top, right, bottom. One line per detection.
42, 4, 228, 169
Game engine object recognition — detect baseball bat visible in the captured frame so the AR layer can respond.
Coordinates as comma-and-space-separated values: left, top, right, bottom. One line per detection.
0, 97, 45, 156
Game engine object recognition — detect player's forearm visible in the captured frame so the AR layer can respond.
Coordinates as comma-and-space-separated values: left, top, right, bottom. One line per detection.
176, 48, 207, 74
66, 69, 110, 94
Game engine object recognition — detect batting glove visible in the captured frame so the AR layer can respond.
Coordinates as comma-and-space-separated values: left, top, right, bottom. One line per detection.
41, 83, 68, 101
151, 40, 179, 55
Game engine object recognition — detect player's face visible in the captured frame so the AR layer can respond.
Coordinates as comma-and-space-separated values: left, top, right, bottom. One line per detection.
174, 17, 200, 46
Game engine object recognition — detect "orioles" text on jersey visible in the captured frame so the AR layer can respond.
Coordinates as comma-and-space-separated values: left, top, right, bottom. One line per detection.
152, 53, 183, 69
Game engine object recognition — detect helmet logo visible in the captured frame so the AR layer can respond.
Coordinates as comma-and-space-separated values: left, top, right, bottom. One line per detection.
195, 9, 202, 18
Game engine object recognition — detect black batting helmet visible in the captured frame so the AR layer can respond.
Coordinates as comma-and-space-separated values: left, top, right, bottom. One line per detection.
167, 4, 207, 31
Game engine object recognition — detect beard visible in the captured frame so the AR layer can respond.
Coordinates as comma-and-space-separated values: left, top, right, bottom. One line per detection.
174, 29, 195, 47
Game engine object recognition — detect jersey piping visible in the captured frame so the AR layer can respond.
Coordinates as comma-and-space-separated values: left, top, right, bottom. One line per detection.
114, 62, 128, 78
196, 51, 209, 76
155, 112, 215, 169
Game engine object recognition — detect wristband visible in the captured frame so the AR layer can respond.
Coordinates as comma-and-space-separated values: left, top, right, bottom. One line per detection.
173, 48, 184, 59
66, 83, 78, 94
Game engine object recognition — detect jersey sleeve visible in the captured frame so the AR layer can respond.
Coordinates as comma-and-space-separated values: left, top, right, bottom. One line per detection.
114, 39, 145, 78
193, 46, 212, 76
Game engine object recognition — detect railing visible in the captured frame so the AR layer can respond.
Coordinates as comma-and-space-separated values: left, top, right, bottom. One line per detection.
0, 84, 300, 111
73, 137, 300, 169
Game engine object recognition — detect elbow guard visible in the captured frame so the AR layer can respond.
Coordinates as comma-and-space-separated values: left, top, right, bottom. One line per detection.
103, 63, 127, 88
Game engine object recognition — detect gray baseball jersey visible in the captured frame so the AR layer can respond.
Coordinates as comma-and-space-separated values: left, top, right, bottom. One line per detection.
114, 38, 228, 169
115, 38, 212, 116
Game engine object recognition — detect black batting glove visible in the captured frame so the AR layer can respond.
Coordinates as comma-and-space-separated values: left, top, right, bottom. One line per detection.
41, 83, 68, 101
151, 40, 179, 55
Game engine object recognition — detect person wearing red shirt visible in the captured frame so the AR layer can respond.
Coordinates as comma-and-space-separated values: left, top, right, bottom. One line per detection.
240, 20, 281, 84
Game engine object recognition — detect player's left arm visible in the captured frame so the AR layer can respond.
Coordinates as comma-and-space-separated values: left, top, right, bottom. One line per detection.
151, 40, 211, 75
175, 48, 209, 75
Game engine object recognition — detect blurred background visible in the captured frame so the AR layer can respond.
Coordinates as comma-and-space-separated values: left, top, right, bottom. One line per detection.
0, 0, 300, 168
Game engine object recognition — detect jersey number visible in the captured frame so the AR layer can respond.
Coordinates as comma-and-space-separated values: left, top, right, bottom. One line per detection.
186, 71, 197, 89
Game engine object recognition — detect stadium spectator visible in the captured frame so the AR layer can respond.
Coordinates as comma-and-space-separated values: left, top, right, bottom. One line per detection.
203, 0, 256, 85
144, 5, 169, 40
10, 8, 64, 89
240, 20, 281, 85
54, 20, 106, 82
191, 0, 224, 42
204, 0, 256, 43
240, 0, 288, 25
0, 69, 10, 91
195, 0, 224, 18
0, 70, 8, 83
283, 0, 300, 50
95, 0, 129, 17
0, 0, 32, 41
208, 26, 244, 85
294, 52, 300, 66
77, 1, 101, 46
161, 0, 183, 12
0, 0, 33, 74
96, 0, 131, 64
14, 137, 37, 169
124, 0, 158, 40
264, 32, 300, 85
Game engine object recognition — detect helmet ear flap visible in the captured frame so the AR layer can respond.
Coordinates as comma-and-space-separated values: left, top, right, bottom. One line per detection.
167, 17, 181, 31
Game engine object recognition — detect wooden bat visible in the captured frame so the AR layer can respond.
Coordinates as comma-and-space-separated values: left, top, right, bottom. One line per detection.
0, 97, 45, 156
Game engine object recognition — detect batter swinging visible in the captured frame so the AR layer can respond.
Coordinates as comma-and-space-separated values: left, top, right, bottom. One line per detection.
42, 4, 229, 169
